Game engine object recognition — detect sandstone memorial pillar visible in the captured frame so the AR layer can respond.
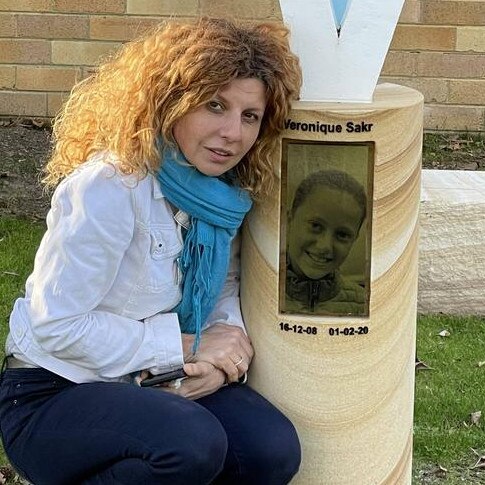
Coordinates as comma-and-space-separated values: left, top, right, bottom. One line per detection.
241, 2, 423, 483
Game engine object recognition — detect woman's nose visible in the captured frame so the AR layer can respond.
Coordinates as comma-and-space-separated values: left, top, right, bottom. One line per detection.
220, 114, 243, 142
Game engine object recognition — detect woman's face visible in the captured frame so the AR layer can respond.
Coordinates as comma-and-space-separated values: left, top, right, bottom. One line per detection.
287, 187, 363, 280
172, 78, 267, 177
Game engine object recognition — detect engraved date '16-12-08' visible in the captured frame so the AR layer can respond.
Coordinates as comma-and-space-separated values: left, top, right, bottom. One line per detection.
278, 322, 370, 337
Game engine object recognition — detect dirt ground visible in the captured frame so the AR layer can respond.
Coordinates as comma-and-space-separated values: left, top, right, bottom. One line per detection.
0, 124, 51, 220
0, 122, 484, 221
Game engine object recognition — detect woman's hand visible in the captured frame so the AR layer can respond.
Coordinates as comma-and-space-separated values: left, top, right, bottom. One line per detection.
161, 361, 226, 400
182, 323, 253, 383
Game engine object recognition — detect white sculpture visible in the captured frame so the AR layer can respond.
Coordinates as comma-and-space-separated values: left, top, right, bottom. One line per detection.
279, 0, 406, 102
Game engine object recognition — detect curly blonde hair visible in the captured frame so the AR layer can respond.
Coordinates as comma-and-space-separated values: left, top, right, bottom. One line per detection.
44, 17, 301, 196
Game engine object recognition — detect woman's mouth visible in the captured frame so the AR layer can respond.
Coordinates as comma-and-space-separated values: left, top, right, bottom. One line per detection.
205, 147, 236, 164
208, 147, 233, 157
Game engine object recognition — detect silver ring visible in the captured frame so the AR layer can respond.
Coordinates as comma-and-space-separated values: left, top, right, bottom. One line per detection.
233, 356, 244, 367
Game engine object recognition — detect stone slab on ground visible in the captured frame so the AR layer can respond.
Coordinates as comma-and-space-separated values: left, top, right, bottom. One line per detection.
419, 169, 485, 315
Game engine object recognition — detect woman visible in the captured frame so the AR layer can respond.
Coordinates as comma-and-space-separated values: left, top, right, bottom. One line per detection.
0, 17, 302, 484
285, 169, 368, 315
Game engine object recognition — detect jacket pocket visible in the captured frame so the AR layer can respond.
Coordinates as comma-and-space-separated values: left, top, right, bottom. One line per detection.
140, 225, 182, 292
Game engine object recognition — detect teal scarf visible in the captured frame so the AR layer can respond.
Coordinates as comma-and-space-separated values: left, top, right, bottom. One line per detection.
157, 148, 252, 351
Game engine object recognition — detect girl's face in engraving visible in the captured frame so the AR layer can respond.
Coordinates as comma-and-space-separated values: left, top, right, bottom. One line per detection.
287, 187, 363, 280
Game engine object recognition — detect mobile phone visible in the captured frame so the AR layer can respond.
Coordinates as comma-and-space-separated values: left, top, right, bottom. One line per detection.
140, 368, 187, 387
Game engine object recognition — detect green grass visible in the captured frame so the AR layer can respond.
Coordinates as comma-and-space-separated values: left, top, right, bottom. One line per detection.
0, 217, 45, 348
413, 315, 485, 484
0, 216, 484, 483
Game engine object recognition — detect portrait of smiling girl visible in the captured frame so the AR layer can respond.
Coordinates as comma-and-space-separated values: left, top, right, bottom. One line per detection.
285, 169, 368, 316
0, 17, 302, 484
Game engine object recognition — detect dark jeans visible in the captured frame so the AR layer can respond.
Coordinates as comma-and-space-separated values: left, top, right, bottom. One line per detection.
0, 368, 301, 485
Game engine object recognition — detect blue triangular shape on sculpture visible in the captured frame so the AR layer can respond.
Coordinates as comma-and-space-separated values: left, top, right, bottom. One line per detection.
330, 0, 351, 32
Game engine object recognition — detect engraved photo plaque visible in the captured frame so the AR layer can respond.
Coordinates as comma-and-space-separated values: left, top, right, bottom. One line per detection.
279, 140, 374, 317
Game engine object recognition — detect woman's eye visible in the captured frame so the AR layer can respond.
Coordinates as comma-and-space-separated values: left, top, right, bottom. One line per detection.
243, 112, 259, 123
207, 100, 223, 112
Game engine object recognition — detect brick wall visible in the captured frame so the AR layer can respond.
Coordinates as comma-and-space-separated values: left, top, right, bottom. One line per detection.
0, 0, 484, 132
382, 0, 485, 132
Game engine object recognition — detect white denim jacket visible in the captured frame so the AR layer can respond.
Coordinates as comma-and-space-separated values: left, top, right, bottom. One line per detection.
6, 154, 245, 383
